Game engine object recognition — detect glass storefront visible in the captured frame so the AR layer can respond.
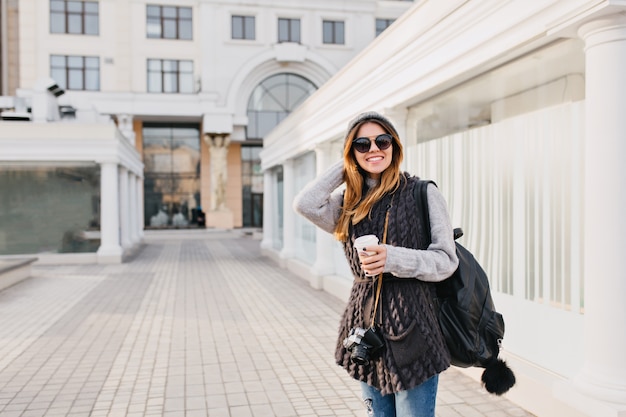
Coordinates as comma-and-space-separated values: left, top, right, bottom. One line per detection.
0, 164, 100, 254
241, 145, 263, 227
142, 124, 201, 228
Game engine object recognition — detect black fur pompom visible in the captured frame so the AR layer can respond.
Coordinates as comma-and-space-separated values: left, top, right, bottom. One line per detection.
481, 359, 516, 395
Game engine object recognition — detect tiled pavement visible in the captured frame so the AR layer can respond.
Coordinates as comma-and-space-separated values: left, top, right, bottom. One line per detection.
0, 230, 535, 417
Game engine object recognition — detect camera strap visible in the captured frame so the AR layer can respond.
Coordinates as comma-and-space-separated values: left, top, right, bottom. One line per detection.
370, 208, 390, 328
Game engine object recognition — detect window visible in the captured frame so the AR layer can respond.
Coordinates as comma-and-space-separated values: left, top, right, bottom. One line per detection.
241, 146, 263, 228
146, 5, 192, 40
50, 55, 100, 91
246, 73, 317, 140
323, 20, 344, 44
232, 15, 255, 40
142, 124, 201, 228
147, 59, 194, 93
376, 18, 395, 36
278, 18, 300, 43
50, 0, 99, 35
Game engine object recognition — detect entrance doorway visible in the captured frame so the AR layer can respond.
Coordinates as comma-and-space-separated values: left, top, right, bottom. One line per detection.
142, 124, 201, 228
241, 145, 262, 227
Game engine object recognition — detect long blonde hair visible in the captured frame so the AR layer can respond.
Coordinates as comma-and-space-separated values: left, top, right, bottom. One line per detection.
334, 116, 404, 242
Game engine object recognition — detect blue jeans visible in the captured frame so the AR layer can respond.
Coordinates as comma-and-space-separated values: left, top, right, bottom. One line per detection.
360, 375, 438, 417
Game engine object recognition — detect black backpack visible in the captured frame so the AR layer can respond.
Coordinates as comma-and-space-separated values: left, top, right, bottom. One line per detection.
416, 180, 516, 395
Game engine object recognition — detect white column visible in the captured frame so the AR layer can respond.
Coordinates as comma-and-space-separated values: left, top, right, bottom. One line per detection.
383, 108, 409, 171
128, 172, 139, 245
573, 15, 626, 413
280, 159, 296, 260
261, 169, 275, 250
137, 176, 145, 238
97, 162, 122, 263
310, 144, 336, 288
119, 166, 131, 249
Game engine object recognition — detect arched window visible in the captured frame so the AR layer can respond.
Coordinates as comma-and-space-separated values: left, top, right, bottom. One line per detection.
241, 73, 316, 227
246, 73, 317, 140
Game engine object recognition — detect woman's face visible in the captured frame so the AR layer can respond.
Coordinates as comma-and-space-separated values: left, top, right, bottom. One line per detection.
352, 122, 393, 180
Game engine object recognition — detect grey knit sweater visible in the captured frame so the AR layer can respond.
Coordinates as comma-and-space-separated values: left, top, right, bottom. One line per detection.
293, 160, 459, 282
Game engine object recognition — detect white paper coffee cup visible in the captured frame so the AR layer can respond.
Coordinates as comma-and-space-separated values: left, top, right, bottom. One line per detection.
354, 234, 379, 257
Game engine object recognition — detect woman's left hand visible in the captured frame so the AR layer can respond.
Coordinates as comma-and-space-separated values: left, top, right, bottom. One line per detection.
359, 244, 387, 276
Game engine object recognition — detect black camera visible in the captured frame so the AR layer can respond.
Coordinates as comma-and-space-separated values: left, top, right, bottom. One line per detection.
343, 327, 385, 366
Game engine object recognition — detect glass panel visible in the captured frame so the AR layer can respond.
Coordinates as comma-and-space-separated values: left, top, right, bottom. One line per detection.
0, 164, 101, 255
68, 68, 84, 90
179, 60, 193, 72
50, 14, 65, 33
68, 14, 83, 34
244, 16, 255, 39
85, 15, 99, 35
163, 73, 177, 93
323, 21, 331, 43
85, 69, 99, 90
292, 19, 300, 43
50, 0, 66, 11
162, 6, 176, 18
147, 5, 161, 17
147, 18, 161, 38
163, 20, 176, 38
68, 56, 83, 68
51, 68, 66, 89
278, 19, 289, 42
147, 73, 161, 92
232, 16, 243, 39
179, 8, 192, 19
84, 2, 98, 13
179, 20, 192, 39
67, 1, 82, 12
162, 60, 176, 71
85, 56, 99, 68
147, 59, 161, 71
179, 74, 193, 93
50, 55, 66, 66
241, 145, 263, 227
336, 21, 345, 44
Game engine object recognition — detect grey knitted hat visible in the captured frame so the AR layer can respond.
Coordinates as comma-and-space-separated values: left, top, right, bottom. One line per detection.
346, 111, 399, 138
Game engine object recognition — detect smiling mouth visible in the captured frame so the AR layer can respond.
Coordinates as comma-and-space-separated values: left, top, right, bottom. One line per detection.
366, 156, 384, 162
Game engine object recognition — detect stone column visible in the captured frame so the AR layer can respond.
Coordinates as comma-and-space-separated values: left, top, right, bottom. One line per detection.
280, 159, 296, 260
97, 162, 122, 263
261, 169, 275, 250
310, 143, 336, 288
119, 166, 131, 249
572, 15, 626, 413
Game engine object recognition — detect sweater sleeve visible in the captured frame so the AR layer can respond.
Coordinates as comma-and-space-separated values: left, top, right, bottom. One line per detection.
292, 160, 345, 234
384, 183, 459, 282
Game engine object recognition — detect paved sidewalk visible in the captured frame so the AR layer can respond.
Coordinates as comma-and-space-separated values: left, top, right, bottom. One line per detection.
0, 230, 534, 417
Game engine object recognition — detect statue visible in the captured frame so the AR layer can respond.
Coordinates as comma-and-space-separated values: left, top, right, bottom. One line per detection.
204, 134, 231, 211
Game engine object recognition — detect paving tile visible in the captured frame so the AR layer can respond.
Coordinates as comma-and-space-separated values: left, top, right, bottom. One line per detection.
0, 231, 535, 417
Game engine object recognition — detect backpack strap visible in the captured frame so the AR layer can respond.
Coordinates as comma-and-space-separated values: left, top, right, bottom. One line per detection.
415, 180, 463, 241
414, 180, 436, 245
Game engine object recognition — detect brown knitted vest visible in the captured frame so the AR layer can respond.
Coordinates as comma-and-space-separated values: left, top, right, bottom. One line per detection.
336, 174, 451, 395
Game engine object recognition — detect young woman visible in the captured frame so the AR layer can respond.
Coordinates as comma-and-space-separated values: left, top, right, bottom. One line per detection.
293, 111, 459, 416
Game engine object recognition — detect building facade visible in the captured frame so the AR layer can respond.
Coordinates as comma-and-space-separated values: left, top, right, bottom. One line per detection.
261, 1, 626, 416
0, 0, 413, 261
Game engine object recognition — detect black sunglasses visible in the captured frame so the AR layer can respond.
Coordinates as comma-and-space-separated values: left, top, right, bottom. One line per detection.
352, 133, 393, 154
